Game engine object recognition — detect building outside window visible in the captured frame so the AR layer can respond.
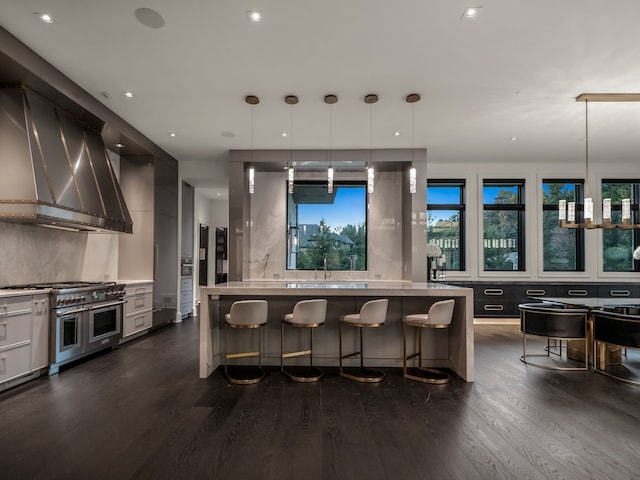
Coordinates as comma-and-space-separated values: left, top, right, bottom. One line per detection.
286, 181, 367, 271
427, 180, 465, 271
483, 180, 525, 271
542, 179, 584, 271
602, 180, 640, 272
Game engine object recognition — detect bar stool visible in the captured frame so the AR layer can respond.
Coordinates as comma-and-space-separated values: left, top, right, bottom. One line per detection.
224, 300, 268, 384
403, 299, 455, 384
281, 299, 327, 382
339, 299, 389, 383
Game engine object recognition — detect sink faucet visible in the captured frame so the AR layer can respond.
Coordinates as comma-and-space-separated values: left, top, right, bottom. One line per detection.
323, 258, 330, 279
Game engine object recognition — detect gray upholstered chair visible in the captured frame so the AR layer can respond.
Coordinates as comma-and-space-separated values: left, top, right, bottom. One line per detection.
403, 299, 455, 384
224, 300, 268, 384
281, 298, 327, 382
593, 310, 640, 385
339, 298, 388, 382
518, 302, 589, 371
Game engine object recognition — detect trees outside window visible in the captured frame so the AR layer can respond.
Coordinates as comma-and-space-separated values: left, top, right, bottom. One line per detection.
483, 180, 525, 271
542, 180, 584, 271
602, 180, 640, 272
287, 182, 366, 271
427, 180, 465, 271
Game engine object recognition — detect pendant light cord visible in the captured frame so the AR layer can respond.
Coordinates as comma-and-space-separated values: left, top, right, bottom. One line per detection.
585, 99, 589, 199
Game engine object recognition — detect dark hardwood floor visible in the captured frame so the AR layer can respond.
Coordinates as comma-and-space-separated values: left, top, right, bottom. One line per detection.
1, 318, 640, 480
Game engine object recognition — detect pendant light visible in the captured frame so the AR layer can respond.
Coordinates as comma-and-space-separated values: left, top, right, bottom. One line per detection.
559, 93, 640, 229
325, 94, 338, 193
365, 94, 378, 193
285, 95, 298, 194
245, 95, 259, 194
406, 93, 421, 194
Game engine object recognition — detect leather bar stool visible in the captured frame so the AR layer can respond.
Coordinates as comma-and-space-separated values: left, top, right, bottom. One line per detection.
224, 300, 268, 384
280, 299, 328, 382
403, 299, 455, 384
339, 299, 388, 383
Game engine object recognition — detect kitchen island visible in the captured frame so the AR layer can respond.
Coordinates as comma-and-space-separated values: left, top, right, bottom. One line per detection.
199, 281, 474, 382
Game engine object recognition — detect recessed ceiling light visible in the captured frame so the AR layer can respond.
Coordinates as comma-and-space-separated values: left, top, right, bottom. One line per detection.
36, 13, 53, 23
247, 11, 262, 22
216, 192, 221, 196
509, 137, 517, 142
221, 131, 236, 138
123, 91, 134, 98
169, 132, 177, 137
394, 132, 401, 137
461, 6, 482, 19
282, 132, 287, 137
114, 143, 125, 148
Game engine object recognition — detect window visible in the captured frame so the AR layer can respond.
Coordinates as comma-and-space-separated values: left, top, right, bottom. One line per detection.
427, 180, 465, 270
542, 180, 584, 271
286, 181, 367, 271
483, 180, 525, 271
602, 180, 640, 272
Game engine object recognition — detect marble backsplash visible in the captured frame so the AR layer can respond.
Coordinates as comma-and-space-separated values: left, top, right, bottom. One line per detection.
0, 222, 118, 286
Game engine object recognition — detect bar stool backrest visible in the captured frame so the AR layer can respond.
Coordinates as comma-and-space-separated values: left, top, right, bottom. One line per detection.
427, 299, 455, 326
291, 299, 327, 325
359, 299, 389, 325
228, 300, 268, 327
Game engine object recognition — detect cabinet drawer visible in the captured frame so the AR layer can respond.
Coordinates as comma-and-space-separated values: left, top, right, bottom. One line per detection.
0, 343, 31, 383
475, 300, 516, 317
475, 285, 514, 300
125, 292, 153, 315
123, 311, 153, 337
513, 285, 551, 302
597, 284, 640, 298
0, 307, 32, 349
125, 283, 153, 296
554, 284, 598, 297
181, 277, 192, 291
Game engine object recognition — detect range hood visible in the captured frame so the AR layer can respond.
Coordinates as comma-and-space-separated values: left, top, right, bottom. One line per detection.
0, 87, 132, 233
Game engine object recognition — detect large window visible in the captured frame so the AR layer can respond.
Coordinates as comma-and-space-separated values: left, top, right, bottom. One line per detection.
483, 180, 525, 271
542, 180, 584, 271
427, 180, 465, 271
602, 180, 640, 272
286, 182, 367, 271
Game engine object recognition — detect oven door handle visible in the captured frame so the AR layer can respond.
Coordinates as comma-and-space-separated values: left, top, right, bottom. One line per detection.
56, 307, 88, 317
87, 300, 127, 310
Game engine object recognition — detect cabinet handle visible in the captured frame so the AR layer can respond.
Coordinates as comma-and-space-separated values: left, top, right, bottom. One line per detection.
134, 287, 146, 295
484, 304, 504, 311
525, 289, 546, 296
0, 355, 5, 373
568, 289, 588, 296
484, 289, 504, 296
609, 290, 630, 297
0, 320, 7, 338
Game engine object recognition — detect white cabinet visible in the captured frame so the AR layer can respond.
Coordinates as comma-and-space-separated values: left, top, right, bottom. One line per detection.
122, 282, 153, 340
180, 276, 193, 319
0, 293, 49, 390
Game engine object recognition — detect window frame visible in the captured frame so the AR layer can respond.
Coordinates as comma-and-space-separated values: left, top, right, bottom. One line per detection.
285, 180, 368, 272
426, 179, 466, 271
601, 179, 640, 273
541, 178, 585, 272
482, 179, 526, 272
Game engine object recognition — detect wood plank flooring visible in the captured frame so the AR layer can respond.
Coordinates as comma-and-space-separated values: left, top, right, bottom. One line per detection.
1, 319, 640, 480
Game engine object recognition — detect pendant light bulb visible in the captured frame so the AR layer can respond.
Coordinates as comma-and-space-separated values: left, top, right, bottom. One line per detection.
249, 167, 255, 194
288, 167, 294, 194
409, 166, 417, 194
367, 166, 375, 194
328, 166, 334, 193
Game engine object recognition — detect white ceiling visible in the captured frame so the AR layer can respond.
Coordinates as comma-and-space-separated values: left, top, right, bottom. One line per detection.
2, 1, 640, 198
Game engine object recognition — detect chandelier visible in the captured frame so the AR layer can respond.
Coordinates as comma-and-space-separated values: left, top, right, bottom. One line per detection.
559, 93, 640, 229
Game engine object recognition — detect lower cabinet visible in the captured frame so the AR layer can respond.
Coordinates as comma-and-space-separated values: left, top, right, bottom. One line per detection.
180, 276, 193, 319
0, 293, 49, 391
122, 282, 153, 340
450, 282, 640, 318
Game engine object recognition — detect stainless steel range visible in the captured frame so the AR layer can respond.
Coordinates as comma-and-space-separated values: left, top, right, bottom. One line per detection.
7, 282, 126, 374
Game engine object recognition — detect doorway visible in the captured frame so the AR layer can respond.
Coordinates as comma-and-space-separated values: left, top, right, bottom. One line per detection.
199, 224, 209, 286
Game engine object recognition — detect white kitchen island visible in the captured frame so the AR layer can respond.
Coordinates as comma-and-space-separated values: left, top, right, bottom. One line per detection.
199, 281, 474, 382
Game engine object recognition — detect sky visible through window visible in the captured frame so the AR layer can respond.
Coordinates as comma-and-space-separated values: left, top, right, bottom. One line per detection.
297, 187, 366, 230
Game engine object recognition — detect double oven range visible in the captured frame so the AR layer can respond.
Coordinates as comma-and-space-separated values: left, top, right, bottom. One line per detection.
7, 282, 126, 374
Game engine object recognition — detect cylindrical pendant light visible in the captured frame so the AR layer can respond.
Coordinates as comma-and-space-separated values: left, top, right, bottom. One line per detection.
325, 94, 338, 194
365, 94, 378, 193
406, 93, 421, 194
245, 95, 259, 194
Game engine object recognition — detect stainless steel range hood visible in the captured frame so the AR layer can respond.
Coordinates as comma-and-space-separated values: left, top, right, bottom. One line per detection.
0, 87, 132, 233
